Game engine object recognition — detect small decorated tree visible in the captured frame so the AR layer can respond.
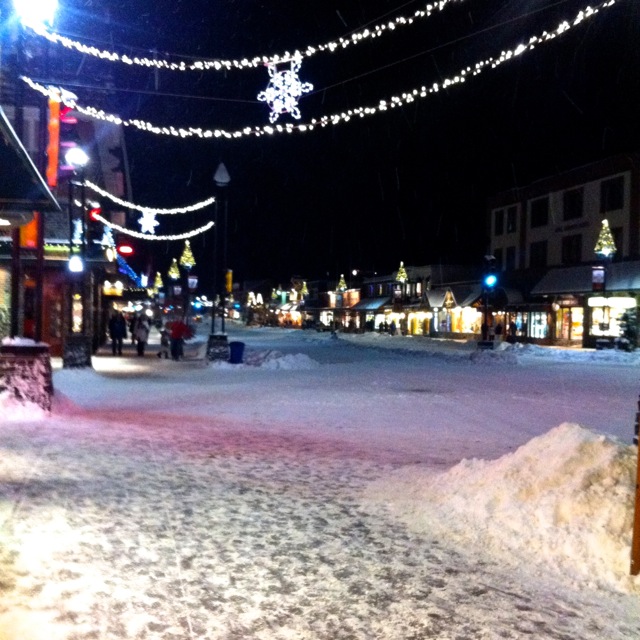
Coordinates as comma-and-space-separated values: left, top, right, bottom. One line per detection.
396, 261, 408, 284
179, 240, 196, 270
594, 219, 617, 259
168, 258, 180, 281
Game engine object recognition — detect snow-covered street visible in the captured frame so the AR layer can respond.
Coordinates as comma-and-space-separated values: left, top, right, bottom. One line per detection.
2, 324, 640, 639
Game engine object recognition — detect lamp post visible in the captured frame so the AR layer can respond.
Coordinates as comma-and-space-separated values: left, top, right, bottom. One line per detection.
63, 145, 92, 367
212, 162, 230, 334
8, 1, 58, 339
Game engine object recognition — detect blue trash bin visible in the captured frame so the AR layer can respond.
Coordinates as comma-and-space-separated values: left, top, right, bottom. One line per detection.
228, 341, 245, 364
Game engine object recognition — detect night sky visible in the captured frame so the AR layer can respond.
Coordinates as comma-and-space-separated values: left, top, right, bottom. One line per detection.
40, 0, 640, 289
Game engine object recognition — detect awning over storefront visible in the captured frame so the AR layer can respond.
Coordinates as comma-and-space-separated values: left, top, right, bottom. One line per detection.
350, 297, 391, 311
0, 107, 61, 227
531, 262, 640, 296
457, 285, 524, 307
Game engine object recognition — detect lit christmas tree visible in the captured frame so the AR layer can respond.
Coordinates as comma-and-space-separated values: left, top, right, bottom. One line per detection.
594, 219, 617, 259
179, 240, 196, 270
396, 261, 408, 283
300, 281, 309, 297
154, 272, 163, 289
168, 258, 180, 280
337, 274, 347, 292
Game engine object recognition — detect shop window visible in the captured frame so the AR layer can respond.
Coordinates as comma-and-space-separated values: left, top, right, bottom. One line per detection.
506, 206, 517, 233
600, 176, 624, 213
494, 209, 504, 236
529, 240, 547, 268
556, 307, 583, 341
563, 188, 583, 221
528, 311, 549, 339
530, 197, 549, 228
561, 234, 582, 265
505, 246, 516, 271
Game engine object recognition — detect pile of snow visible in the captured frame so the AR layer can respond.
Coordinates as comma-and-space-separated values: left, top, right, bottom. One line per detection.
1, 337, 43, 346
212, 349, 319, 370
366, 423, 640, 592
0, 392, 48, 421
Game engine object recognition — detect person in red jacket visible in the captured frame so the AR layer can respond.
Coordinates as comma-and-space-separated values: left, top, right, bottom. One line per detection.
168, 319, 190, 360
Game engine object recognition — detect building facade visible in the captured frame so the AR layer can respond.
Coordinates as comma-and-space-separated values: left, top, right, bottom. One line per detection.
488, 153, 640, 347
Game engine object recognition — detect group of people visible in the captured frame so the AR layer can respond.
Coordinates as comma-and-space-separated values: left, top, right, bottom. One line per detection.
107, 311, 192, 360
107, 312, 151, 356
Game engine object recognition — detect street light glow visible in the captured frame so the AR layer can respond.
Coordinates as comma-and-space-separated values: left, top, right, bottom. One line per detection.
64, 146, 90, 169
13, 0, 58, 27
68, 254, 84, 273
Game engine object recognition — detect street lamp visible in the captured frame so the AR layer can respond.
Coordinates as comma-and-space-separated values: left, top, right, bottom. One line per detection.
13, 0, 58, 27
8, 0, 58, 340
213, 162, 230, 334
63, 145, 92, 367
66, 146, 89, 275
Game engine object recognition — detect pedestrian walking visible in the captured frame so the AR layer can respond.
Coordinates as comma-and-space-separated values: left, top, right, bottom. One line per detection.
168, 318, 190, 360
135, 316, 151, 356
108, 311, 127, 355
157, 327, 170, 359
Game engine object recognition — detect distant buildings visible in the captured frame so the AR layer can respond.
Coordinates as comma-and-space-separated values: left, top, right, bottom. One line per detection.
260, 153, 640, 349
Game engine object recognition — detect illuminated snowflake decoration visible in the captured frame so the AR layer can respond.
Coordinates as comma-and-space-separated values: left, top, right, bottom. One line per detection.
72, 218, 83, 245
257, 54, 313, 123
138, 211, 159, 235
100, 226, 115, 247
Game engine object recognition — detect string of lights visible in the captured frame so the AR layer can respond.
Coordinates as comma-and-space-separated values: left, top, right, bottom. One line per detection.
92, 212, 214, 241
85, 180, 215, 214
26, 0, 463, 71
21, 1, 613, 140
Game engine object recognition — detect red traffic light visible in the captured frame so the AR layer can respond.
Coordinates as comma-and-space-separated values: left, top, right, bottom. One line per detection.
89, 207, 101, 221
117, 243, 134, 256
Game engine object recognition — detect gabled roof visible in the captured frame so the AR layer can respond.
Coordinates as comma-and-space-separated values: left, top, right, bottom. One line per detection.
0, 106, 60, 226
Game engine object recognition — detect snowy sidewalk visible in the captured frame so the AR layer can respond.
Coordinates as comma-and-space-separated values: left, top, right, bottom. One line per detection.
2, 416, 638, 639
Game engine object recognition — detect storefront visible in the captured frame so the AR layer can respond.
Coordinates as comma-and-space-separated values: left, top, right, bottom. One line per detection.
530, 262, 640, 347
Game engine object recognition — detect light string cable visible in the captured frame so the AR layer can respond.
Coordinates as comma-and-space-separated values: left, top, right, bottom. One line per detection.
85, 180, 215, 214
92, 211, 214, 241
25, 1, 464, 71
22, 0, 616, 140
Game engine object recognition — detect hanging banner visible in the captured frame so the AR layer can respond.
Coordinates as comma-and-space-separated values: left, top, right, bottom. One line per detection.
46, 99, 60, 187
592, 265, 606, 292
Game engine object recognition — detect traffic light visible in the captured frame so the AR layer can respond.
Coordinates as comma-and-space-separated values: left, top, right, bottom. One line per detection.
86, 205, 103, 252
117, 239, 134, 256
225, 269, 233, 293
483, 255, 498, 290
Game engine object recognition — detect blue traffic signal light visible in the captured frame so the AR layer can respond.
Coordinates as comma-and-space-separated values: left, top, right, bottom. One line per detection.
483, 273, 498, 288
